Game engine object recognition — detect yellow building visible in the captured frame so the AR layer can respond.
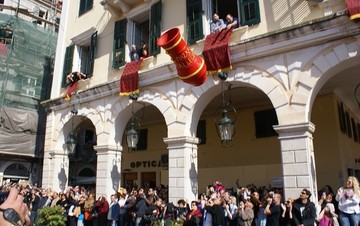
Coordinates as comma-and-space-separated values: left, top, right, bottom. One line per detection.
42, 0, 360, 203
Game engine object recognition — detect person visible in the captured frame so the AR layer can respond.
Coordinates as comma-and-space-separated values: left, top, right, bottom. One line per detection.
292, 189, 316, 226
205, 196, 225, 226
210, 13, 225, 33
95, 195, 109, 226
335, 176, 360, 226
264, 192, 281, 226
138, 41, 149, 59
130, 44, 140, 62
118, 188, 129, 226
237, 200, 254, 226
280, 198, 293, 226
67, 71, 87, 85
184, 201, 203, 226
0, 187, 31, 226
317, 203, 337, 226
225, 14, 239, 29
107, 194, 119, 226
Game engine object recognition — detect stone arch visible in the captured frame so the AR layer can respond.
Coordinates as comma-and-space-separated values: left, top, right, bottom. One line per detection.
54, 106, 102, 151
184, 66, 288, 134
110, 87, 179, 145
293, 38, 360, 121
3, 163, 30, 178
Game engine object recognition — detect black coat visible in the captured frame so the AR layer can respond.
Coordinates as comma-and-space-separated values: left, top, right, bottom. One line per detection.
292, 199, 316, 226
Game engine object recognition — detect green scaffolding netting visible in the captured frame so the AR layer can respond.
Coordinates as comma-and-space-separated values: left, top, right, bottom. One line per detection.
0, 13, 58, 156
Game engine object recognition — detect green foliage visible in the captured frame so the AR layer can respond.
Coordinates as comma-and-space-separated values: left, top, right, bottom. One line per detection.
36, 206, 67, 226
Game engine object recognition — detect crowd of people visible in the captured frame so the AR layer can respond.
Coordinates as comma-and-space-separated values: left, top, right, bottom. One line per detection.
0, 176, 359, 226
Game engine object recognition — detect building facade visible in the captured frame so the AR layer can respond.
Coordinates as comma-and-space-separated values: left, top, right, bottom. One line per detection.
0, 0, 59, 185
43, 0, 360, 203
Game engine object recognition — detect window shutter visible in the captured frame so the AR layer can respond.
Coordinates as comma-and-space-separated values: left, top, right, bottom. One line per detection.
113, 19, 127, 68
186, 0, 203, 45
239, 0, 261, 26
88, 31, 97, 77
62, 45, 74, 87
79, 0, 93, 16
149, 0, 162, 56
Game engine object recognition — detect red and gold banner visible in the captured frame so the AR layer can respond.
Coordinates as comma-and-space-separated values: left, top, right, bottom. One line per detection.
64, 82, 78, 101
120, 59, 143, 96
202, 28, 233, 74
346, 0, 360, 20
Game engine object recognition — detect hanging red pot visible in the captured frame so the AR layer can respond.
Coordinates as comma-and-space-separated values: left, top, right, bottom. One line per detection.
157, 28, 207, 86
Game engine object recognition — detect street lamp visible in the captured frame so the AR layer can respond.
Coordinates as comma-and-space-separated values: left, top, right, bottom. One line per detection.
66, 107, 78, 156
126, 94, 140, 150
214, 73, 237, 147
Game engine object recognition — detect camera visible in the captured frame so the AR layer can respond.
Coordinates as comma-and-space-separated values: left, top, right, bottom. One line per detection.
0, 192, 9, 205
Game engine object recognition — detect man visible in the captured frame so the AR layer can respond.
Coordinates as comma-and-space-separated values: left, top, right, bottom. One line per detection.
264, 192, 281, 226
210, 13, 225, 33
205, 196, 225, 226
66, 71, 87, 85
292, 189, 316, 226
225, 14, 239, 29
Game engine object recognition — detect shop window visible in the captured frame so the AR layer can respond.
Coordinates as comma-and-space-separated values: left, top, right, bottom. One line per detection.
79, 0, 93, 16
254, 108, 278, 138
197, 120, 206, 144
187, 0, 203, 44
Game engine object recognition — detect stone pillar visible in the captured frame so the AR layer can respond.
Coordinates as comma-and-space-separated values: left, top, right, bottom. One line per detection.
94, 145, 123, 199
163, 136, 199, 204
274, 122, 318, 202
42, 150, 69, 191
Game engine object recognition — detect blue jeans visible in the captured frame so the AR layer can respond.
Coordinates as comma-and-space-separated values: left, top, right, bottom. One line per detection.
339, 211, 360, 226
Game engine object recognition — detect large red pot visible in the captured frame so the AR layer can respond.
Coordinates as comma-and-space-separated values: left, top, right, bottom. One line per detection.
157, 28, 207, 86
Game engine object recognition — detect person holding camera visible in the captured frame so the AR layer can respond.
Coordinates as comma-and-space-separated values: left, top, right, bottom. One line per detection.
280, 199, 293, 226
205, 196, 225, 226
292, 189, 316, 226
264, 192, 281, 226
0, 187, 31, 226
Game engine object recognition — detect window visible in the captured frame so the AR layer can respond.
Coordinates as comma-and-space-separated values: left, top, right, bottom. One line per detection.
197, 120, 206, 144
113, 19, 127, 68
79, 0, 93, 16
0, 27, 13, 45
209, 0, 260, 30
254, 108, 278, 138
149, 0, 162, 55
239, 0, 261, 26
62, 31, 97, 86
62, 45, 74, 87
187, 0, 203, 44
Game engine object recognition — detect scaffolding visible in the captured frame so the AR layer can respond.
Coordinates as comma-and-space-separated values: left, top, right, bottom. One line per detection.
0, 7, 58, 155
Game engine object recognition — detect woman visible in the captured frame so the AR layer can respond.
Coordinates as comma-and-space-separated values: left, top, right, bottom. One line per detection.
184, 201, 203, 226
280, 199, 293, 226
335, 176, 360, 226
317, 204, 335, 226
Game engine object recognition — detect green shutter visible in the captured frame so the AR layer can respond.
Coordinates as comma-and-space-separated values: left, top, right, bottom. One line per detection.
62, 45, 74, 87
149, 0, 162, 56
186, 0, 203, 45
79, 0, 93, 16
239, 0, 260, 26
88, 31, 97, 77
113, 19, 127, 68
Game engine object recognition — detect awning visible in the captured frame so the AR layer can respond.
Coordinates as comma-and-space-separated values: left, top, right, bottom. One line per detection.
346, 0, 360, 20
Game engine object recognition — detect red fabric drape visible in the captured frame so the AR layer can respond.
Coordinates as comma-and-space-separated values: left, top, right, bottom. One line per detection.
346, 0, 360, 20
120, 59, 143, 96
0, 43, 8, 56
64, 82, 78, 101
202, 29, 233, 74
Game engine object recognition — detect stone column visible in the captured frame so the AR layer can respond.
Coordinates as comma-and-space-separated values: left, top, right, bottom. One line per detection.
274, 122, 318, 202
163, 136, 199, 204
42, 150, 68, 191
94, 145, 123, 199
